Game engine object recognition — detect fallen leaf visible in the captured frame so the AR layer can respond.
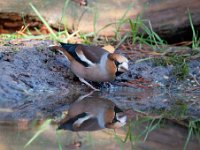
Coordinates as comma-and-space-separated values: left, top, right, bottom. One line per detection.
102, 45, 115, 53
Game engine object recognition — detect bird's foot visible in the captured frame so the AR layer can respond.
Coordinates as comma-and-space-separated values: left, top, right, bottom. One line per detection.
79, 77, 100, 91
76, 91, 94, 101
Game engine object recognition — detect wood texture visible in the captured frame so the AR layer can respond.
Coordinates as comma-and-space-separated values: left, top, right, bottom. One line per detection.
0, 0, 200, 41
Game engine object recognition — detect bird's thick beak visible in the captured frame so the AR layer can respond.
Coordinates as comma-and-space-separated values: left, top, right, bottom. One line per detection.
121, 66, 129, 72
122, 62, 129, 71
117, 65, 129, 76
119, 64, 129, 72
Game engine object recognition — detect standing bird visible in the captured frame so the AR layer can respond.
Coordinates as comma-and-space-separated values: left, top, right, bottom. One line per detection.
49, 43, 129, 90
57, 97, 127, 131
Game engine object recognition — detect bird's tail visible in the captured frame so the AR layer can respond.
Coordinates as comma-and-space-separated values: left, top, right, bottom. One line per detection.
57, 121, 73, 130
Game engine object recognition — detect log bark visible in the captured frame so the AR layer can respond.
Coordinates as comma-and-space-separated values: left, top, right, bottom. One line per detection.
0, 0, 200, 42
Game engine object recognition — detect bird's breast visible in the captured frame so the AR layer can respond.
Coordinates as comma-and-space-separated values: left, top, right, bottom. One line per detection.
70, 57, 115, 82
84, 66, 115, 82
70, 61, 115, 82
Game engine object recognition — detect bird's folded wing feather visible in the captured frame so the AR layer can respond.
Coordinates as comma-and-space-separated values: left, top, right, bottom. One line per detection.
75, 45, 108, 65
60, 43, 90, 67
60, 43, 108, 67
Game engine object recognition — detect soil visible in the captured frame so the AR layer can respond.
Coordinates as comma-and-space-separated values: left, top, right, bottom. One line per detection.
0, 39, 200, 122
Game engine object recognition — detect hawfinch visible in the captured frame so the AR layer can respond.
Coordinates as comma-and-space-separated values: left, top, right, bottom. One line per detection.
57, 97, 127, 131
49, 43, 129, 90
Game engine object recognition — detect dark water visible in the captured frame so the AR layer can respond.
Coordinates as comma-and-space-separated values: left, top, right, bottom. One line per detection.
0, 90, 200, 150
0, 119, 199, 150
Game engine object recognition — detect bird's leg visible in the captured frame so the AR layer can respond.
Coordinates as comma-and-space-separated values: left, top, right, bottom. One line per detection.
79, 77, 100, 91
76, 91, 94, 102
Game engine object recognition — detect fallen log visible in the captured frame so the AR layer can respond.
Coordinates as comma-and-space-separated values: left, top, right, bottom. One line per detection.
0, 0, 200, 42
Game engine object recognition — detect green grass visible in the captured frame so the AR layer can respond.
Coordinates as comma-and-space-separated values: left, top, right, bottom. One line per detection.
2, 2, 77, 43
184, 119, 200, 150
24, 119, 52, 148
128, 17, 166, 49
114, 117, 163, 150
114, 112, 200, 150
114, 121, 137, 149
59, 0, 70, 36
152, 99, 188, 121
167, 103, 188, 120
188, 10, 200, 50
1, 2, 199, 55
2, 3, 199, 56
0, 3, 200, 150
114, 3, 135, 41
0, 34, 22, 40
56, 131, 63, 150
153, 54, 189, 80
29, 3, 58, 40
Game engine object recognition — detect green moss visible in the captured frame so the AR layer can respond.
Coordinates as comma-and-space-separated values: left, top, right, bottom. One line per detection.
153, 54, 189, 80
167, 102, 188, 119
149, 99, 188, 120
0, 34, 20, 40
36, 46, 45, 52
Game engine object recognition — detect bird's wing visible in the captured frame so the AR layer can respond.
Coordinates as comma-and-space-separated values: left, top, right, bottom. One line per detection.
60, 43, 108, 67
59, 42, 89, 67
75, 45, 107, 65
57, 112, 94, 131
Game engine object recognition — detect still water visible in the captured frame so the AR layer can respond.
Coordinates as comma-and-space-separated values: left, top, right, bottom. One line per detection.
0, 88, 200, 150
0, 118, 199, 150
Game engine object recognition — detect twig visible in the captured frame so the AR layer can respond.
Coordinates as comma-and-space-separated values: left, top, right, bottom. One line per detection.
189, 73, 200, 86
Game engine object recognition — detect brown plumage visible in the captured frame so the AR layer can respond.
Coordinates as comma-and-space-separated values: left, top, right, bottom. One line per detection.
49, 43, 129, 90
57, 97, 127, 131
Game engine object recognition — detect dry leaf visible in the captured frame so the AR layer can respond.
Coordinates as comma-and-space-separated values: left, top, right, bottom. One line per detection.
102, 45, 115, 53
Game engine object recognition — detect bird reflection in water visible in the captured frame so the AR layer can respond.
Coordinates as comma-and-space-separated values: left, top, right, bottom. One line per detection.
57, 97, 127, 131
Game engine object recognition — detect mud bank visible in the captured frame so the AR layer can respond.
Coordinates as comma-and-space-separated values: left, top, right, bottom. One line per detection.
0, 39, 200, 121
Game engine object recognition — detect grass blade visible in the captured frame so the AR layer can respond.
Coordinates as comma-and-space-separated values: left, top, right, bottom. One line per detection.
29, 3, 58, 39
24, 119, 51, 148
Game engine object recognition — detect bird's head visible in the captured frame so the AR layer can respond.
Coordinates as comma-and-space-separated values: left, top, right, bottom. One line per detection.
105, 106, 127, 129
108, 53, 129, 76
